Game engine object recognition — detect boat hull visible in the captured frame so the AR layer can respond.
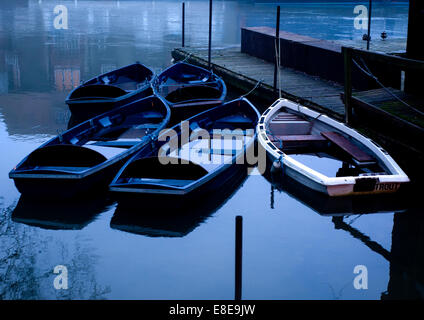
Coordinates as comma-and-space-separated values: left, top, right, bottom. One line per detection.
110, 97, 259, 201
12, 154, 131, 198
154, 62, 227, 119
10, 95, 171, 198
66, 86, 153, 121
259, 99, 409, 197
112, 162, 249, 206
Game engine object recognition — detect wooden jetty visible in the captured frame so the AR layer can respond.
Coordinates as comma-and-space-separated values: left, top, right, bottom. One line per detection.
172, 46, 346, 120
172, 28, 407, 121
171, 28, 424, 178
342, 46, 424, 152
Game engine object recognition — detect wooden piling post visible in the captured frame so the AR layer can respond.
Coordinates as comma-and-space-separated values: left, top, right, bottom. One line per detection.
366, 0, 372, 50
273, 6, 281, 94
208, 0, 212, 69
235, 215, 243, 300
405, 0, 424, 95
182, 2, 185, 47
343, 46, 353, 125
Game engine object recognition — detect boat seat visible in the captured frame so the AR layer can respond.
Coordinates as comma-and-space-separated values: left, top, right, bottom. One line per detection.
321, 131, 375, 163
267, 134, 328, 149
214, 114, 253, 129
128, 178, 195, 187
84, 145, 125, 159
142, 111, 164, 121
268, 113, 311, 135
273, 112, 304, 122
87, 140, 140, 148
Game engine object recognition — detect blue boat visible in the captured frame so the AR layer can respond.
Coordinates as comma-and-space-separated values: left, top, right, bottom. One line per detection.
66, 62, 154, 120
109, 97, 259, 198
10, 95, 170, 198
153, 62, 227, 120
110, 168, 248, 236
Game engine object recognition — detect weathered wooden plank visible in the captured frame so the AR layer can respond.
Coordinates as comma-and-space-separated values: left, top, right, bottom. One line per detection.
172, 47, 346, 120
321, 131, 374, 162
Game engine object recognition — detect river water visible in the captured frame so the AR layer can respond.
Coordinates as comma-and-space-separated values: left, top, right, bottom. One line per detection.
1, 0, 423, 300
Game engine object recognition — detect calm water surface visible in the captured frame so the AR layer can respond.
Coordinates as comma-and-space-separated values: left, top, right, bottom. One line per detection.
1, 1, 423, 300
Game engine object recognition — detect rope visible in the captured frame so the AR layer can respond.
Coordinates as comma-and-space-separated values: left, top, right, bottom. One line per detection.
265, 128, 283, 150
352, 58, 424, 117
278, 34, 282, 99
181, 52, 192, 63
159, 80, 219, 88
274, 38, 282, 98
240, 80, 263, 98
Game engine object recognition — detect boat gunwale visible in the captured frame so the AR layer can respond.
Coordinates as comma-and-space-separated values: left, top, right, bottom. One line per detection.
65, 62, 154, 103
152, 61, 227, 108
257, 98, 410, 191
9, 95, 171, 181
109, 97, 259, 195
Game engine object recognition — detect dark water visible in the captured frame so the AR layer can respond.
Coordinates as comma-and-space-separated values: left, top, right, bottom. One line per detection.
1, 1, 423, 300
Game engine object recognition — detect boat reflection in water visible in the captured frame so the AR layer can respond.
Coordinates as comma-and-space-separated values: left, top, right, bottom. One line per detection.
111, 166, 248, 237
265, 168, 424, 299
266, 170, 408, 217
12, 195, 115, 230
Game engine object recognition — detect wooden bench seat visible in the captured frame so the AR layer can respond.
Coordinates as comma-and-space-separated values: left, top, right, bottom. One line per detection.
267, 134, 328, 149
321, 131, 374, 163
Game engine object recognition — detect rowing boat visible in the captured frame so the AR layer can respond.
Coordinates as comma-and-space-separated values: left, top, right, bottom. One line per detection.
110, 168, 248, 237
153, 62, 227, 120
9, 95, 170, 198
109, 97, 259, 198
66, 62, 154, 119
257, 98, 409, 196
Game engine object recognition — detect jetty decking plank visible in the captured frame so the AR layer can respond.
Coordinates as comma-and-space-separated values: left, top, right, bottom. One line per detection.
172, 47, 346, 119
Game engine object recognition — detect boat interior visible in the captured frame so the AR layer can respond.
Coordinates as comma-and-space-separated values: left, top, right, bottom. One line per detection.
69, 64, 153, 100
15, 98, 167, 174
266, 108, 390, 178
164, 85, 223, 104
113, 101, 257, 190
155, 63, 223, 104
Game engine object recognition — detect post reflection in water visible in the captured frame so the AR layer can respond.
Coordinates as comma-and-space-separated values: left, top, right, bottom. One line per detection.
266, 167, 424, 300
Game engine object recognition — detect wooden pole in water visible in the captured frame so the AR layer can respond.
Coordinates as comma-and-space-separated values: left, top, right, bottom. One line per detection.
208, 0, 212, 69
366, 0, 372, 50
405, 0, 424, 96
182, 2, 185, 47
273, 5, 281, 94
343, 46, 353, 125
235, 215, 243, 300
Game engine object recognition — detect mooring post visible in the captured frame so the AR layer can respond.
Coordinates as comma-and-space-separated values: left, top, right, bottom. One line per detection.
208, 0, 213, 69
273, 5, 281, 94
343, 46, 353, 125
366, 0, 372, 50
235, 215, 243, 300
182, 2, 185, 47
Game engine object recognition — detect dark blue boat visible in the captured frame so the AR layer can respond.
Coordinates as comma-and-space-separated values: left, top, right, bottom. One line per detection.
110, 167, 248, 236
10, 95, 170, 198
66, 62, 154, 120
153, 62, 227, 120
109, 97, 259, 198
